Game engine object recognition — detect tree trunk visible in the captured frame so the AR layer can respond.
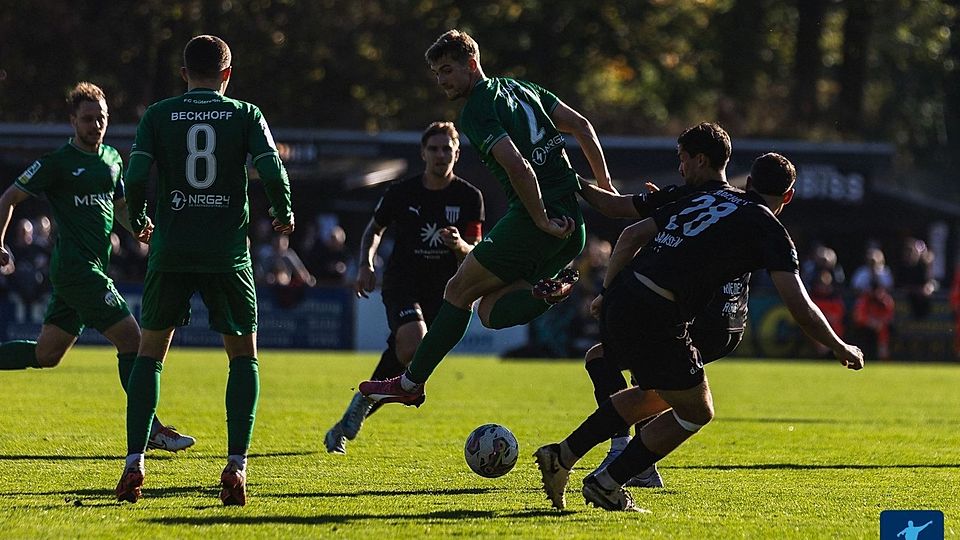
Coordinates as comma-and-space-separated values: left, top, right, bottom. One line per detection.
837, 0, 875, 134
791, 0, 826, 124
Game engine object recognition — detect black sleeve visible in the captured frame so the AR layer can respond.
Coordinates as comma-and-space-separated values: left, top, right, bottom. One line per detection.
631, 185, 688, 218
761, 217, 800, 273
372, 184, 399, 227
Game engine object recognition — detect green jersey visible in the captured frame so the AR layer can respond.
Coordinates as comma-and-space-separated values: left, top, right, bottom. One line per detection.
128, 88, 291, 273
458, 77, 580, 208
14, 140, 124, 286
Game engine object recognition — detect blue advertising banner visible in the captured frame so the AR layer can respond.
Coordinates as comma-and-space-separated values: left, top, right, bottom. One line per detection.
0, 284, 354, 350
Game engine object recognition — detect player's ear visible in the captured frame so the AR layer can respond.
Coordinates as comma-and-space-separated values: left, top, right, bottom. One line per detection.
782, 188, 795, 206
221, 66, 233, 82
468, 57, 479, 73
180, 67, 189, 83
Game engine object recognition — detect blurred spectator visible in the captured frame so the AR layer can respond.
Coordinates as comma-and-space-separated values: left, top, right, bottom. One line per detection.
950, 266, 960, 358
255, 233, 316, 288
106, 231, 148, 283
852, 280, 895, 360
7, 218, 50, 312
571, 236, 612, 352
809, 269, 846, 357
305, 224, 350, 284
850, 246, 894, 293
895, 237, 936, 319
801, 243, 845, 290
32, 215, 53, 253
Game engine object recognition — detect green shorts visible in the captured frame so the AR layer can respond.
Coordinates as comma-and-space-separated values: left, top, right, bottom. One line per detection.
45, 273, 131, 335
140, 267, 257, 335
471, 193, 586, 284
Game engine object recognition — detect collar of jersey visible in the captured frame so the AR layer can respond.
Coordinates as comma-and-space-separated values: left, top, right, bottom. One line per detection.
68, 138, 103, 157
187, 88, 220, 95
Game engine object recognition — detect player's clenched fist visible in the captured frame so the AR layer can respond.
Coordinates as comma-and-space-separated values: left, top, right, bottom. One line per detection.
354, 265, 377, 298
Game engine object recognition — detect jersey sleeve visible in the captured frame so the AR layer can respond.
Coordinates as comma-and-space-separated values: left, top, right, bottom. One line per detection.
247, 105, 280, 162
14, 157, 56, 196
632, 185, 688, 218
372, 184, 398, 227
761, 217, 800, 273
468, 187, 485, 223
524, 81, 560, 114
459, 91, 508, 156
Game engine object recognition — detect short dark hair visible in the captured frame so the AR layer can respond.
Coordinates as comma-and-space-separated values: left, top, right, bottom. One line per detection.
420, 121, 459, 148
750, 152, 797, 196
67, 82, 105, 113
425, 29, 479, 65
677, 122, 731, 171
183, 35, 232, 79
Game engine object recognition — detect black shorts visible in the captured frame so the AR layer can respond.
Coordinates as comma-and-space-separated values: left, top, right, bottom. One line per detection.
600, 272, 704, 391
381, 286, 443, 336
690, 326, 744, 363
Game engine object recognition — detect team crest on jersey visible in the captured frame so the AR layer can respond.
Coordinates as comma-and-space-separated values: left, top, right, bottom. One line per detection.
420, 222, 443, 247
104, 291, 119, 308
17, 161, 41, 185
445, 206, 460, 223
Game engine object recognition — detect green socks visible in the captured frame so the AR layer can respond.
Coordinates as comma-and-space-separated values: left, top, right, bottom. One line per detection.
126, 356, 163, 454
406, 301, 472, 384
117, 352, 136, 391
486, 289, 551, 329
0, 340, 40, 369
226, 356, 260, 455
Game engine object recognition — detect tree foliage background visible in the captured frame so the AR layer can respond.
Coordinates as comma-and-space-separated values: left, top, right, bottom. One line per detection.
0, 0, 957, 187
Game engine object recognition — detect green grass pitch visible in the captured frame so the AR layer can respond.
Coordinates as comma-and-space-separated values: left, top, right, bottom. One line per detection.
0, 347, 958, 538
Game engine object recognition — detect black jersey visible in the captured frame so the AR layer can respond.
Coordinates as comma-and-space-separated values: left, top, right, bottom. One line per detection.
374, 174, 484, 291
629, 187, 798, 320
632, 180, 751, 330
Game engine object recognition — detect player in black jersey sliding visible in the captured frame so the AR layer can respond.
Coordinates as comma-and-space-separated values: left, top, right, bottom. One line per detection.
534, 152, 864, 512
325, 122, 484, 454
576, 123, 748, 488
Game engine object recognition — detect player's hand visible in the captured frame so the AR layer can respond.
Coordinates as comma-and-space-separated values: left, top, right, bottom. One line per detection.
645, 181, 660, 193
539, 216, 576, 239
834, 343, 864, 371
354, 265, 377, 298
273, 213, 295, 235
137, 217, 154, 244
439, 226, 463, 251
590, 294, 603, 319
0, 245, 11, 267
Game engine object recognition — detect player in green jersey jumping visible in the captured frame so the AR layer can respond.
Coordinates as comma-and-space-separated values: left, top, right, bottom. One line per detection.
115, 36, 294, 506
360, 29, 615, 406
0, 82, 195, 453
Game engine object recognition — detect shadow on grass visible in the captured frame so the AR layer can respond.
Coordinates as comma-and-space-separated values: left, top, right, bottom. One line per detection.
674, 463, 960, 470
149, 508, 568, 526
720, 416, 960, 425
0, 450, 316, 462
1, 485, 218, 499
267, 487, 498, 498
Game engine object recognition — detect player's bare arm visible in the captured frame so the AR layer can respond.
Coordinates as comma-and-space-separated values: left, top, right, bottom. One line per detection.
549, 100, 613, 192
578, 182, 639, 219
489, 137, 574, 239
770, 270, 864, 370
0, 185, 30, 266
590, 218, 658, 318
354, 217, 386, 298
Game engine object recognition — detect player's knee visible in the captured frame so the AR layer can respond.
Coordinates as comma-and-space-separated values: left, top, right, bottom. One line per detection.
35, 350, 65, 368
583, 344, 603, 366
477, 298, 505, 329
672, 406, 714, 432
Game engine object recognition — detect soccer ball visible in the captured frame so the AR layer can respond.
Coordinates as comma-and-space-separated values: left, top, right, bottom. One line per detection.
464, 423, 519, 478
